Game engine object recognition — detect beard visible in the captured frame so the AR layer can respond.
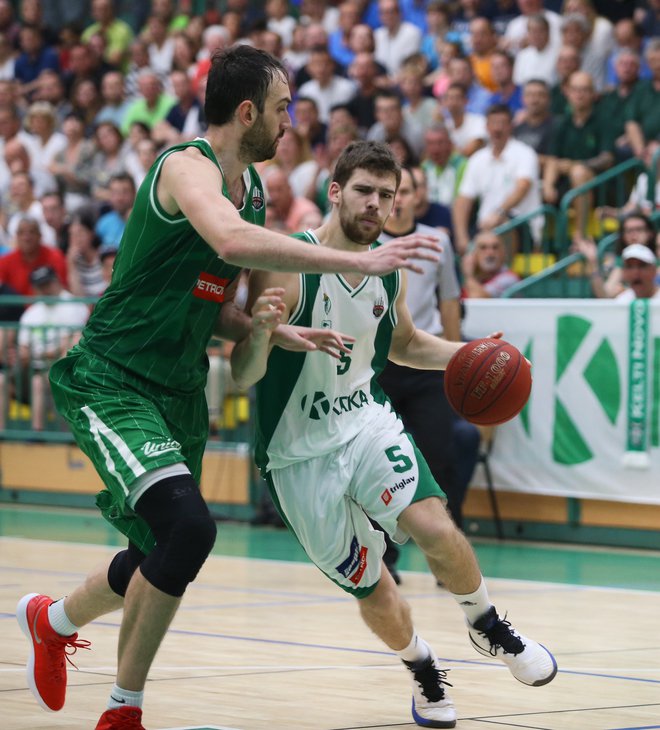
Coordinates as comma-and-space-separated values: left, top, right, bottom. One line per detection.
339, 208, 382, 246
239, 118, 281, 163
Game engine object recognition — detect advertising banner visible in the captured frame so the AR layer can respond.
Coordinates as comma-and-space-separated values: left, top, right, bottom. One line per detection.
463, 300, 660, 504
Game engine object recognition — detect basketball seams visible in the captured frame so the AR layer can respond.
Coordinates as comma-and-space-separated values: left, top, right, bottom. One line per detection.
444, 339, 532, 426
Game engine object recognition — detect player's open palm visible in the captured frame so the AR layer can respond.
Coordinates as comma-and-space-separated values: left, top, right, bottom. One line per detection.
362, 233, 442, 275
273, 325, 355, 359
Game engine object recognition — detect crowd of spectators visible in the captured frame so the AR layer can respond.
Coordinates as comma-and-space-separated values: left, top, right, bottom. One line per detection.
0, 0, 659, 430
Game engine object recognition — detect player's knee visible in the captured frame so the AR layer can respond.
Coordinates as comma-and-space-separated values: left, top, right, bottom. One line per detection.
107, 543, 147, 597
140, 513, 216, 597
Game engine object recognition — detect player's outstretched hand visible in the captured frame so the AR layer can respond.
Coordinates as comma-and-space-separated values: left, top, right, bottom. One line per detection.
273, 325, 355, 359
359, 233, 442, 275
251, 287, 286, 339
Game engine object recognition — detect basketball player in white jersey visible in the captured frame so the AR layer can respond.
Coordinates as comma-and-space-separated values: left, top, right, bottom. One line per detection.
232, 140, 557, 729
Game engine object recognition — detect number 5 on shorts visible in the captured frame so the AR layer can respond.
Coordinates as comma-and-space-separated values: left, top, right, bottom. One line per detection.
385, 445, 413, 473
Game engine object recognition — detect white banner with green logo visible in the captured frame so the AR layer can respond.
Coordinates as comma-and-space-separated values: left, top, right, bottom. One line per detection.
463, 300, 660, 504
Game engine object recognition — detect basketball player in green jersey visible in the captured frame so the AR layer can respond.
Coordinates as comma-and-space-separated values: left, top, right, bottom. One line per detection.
232, 141, 557, 729
15, 48, 442, 730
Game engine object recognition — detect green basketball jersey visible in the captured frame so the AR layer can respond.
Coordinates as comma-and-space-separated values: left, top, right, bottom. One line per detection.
254, 230, 401, 473
77, 138, 266, 393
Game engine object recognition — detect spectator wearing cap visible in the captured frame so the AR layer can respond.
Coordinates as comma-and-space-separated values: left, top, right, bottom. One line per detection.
574, 212, 657, 298
95, 174, 135, 250
81, 0, 134, 70
13, 265, 89, 431
0, 216, 67, 295
616, 245, 660, 301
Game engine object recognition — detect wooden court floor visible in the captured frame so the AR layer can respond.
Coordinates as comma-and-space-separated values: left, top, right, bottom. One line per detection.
2, 507, 660, 730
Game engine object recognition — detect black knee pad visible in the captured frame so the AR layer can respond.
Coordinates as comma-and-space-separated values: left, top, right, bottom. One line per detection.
107, 542, 147, 597
134, 474, 217, 597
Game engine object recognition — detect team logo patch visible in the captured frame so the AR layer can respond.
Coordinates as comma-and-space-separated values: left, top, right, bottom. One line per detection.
252, 188, 265, 211
336, 536, 368, 584
142, 439, 181, 457
373, 296, 384, 318
194, 273, 230, 302
381, 489, 392, 505
323, 293, 332, 315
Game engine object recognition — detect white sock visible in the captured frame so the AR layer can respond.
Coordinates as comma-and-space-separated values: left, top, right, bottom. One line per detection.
451, 577, 493, 625
397, 632, 432, 663
108, 684, 144, 710
47, 599, 80, 637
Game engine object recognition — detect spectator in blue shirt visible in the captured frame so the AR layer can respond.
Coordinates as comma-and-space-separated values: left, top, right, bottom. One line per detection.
489, 49, 524, 114
14, 25, 59, 96
95, 173, 135, 250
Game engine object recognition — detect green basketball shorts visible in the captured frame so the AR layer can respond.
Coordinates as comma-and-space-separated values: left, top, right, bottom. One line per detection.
49, 347, 209, 553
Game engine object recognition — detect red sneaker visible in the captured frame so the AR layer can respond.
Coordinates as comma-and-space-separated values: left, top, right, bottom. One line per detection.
16, 593, 91, 711
95, 707, 146, 729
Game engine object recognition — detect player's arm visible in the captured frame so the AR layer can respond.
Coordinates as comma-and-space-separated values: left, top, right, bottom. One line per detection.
388, 272, 463, 370
230, 270, 297, 390
158, 149, 440, 276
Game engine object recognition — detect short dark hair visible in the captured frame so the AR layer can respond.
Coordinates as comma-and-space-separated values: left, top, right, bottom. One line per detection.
486, 103, 513, 119
332, 140, 401, 190
204, 45, 288, 126
109, 172, 136, 191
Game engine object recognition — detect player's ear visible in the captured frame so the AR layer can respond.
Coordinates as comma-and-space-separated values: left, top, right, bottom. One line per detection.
237, 100, 256, 126
327, 181, 341, 204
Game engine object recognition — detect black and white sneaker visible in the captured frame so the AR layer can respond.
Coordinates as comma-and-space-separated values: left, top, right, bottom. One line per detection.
403, 653, 456, 728
468, 606, 557, 686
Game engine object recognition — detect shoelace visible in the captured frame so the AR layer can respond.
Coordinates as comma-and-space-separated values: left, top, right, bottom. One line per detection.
47, 634, 92, 674
106, 707, 144, 729
478, 614, 525, 657
411, 659, 453, 703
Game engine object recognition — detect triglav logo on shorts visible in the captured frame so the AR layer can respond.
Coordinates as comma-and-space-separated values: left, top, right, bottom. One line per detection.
142, 439, 181, 457
381, 476, 416, 504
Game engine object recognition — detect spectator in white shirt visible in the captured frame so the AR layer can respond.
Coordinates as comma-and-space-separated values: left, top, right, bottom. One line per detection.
297, 46, 356, 123
453, 103, 541, 255
145, 14, 175, 76
513, 14, 559, 86
23, 102, 67, 178
441, 82, 487, 158
504, 0, 562, 52
374, 0, 422, 76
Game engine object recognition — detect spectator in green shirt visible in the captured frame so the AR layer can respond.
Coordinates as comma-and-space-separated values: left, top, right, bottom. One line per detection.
597, 48, 642, 160
82, 0, 134, 70
625, 38, 660, 162
121, 69, 176, 137
543, 70, 614, 238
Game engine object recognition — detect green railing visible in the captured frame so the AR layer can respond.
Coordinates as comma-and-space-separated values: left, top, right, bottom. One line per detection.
557, 157, 647, 245
0, 295, 250, 444
501, 252, 592, 298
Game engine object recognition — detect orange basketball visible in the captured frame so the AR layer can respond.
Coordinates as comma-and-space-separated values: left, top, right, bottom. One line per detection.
444, 338, 532, 426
